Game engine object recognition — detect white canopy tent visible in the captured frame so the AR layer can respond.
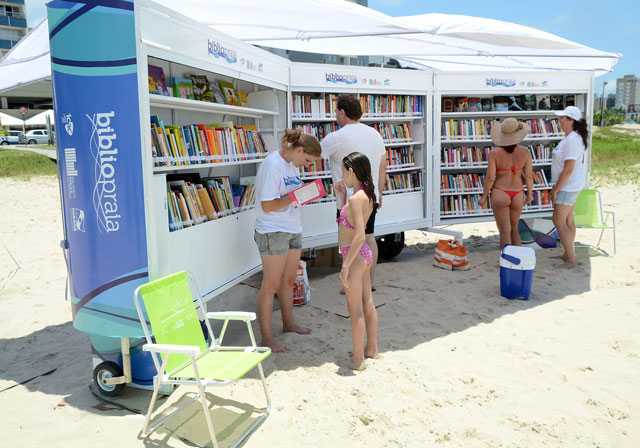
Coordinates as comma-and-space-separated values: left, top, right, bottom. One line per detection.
0, 111, 25, 126
0, 0, 620, 94
24, 109, 54, 126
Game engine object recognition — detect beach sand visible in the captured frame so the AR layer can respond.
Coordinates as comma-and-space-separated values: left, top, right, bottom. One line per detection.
1, 176, 639, 447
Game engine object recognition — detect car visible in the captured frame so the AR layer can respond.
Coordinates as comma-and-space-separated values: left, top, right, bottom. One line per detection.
0, 130, 24, 145
19, 129, 55, 145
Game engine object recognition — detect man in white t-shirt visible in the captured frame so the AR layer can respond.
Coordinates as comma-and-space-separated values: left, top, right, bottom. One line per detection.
321, 94, 387, 290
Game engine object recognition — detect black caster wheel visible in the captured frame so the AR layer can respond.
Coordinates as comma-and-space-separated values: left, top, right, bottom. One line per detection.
93, 361, 125, 397
377, 232, 405, 260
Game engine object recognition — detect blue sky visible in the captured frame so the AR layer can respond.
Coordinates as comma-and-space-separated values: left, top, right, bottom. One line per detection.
27, 0, 637, 96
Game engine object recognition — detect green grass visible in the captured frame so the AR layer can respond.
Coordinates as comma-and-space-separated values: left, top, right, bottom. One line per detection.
591, 128, 640, 186
0, 148, 58, 178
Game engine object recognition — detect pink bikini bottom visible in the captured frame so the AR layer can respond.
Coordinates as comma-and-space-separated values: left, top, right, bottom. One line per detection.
339, 242, 373, 265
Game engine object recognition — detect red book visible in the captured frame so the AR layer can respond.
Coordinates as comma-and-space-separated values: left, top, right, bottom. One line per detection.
288, 179, 327, 206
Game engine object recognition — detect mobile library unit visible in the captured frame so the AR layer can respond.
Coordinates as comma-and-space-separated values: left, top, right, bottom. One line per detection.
48, 0, 289, 395
48, 0, 595, 397
289, 62, 435, 256
431, 71, 594, 225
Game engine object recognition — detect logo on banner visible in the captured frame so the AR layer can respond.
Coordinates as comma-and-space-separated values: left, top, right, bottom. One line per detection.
62, 113, 74, 136
64, 147, 77, 199
486, 77, 516, 88
71, 208, 85, 232
325, 72, 357, 85
87, 111, 121, 233
208, 39, 237, 64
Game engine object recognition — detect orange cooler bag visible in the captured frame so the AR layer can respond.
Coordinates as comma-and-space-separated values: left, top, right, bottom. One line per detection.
434, 239, 470, 271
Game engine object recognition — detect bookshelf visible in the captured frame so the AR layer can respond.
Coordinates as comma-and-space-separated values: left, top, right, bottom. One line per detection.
289, 62, 433, 248
140, 15, 290, 300
432, 72, 594, 225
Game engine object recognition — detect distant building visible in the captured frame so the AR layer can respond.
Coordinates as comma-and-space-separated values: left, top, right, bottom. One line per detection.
615, 74, 640, 110
606, 94, 616, 110
0, 1, 28, 58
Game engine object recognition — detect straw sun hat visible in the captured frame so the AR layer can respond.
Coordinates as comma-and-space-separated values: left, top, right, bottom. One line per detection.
490, 118, 530, 146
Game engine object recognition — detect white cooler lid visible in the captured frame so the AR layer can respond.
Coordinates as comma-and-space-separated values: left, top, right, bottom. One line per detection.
500, 245, 536, 270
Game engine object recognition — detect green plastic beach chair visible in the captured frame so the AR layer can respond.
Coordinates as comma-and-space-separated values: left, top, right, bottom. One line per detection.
133, 271, 271, 448
574, 189, 616, 257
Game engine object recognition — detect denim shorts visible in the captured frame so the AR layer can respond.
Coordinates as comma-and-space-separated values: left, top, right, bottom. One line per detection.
556, 190, 581, 206
254, 231, 302, 256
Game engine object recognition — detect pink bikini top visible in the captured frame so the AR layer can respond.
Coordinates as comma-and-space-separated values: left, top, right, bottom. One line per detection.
336, 185, 368, 230
337, 205, 360, 230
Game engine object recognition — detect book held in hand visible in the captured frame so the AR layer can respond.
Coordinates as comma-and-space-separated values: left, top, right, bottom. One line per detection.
288, 179, 327, 206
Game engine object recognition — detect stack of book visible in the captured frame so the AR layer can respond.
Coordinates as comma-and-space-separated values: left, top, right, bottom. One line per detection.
386, 147, 415, 168
301, 158, 332, 178
371, 122, 413, 144
298, 123, 339, 140
167, 174, 257, 231
151, 116, 267, 166
360, 94, 423, 118
385, 172, 422, 193
441, 146, 491, 167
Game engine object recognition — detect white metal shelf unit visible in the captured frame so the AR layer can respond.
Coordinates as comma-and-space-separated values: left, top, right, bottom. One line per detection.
431, 72, 594, 225
137, 1, 290, 299
288, 62, 433, 248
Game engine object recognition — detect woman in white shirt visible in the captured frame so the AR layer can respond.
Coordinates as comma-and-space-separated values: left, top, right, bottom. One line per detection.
550, 106, 588, 268
254, 129, 321, 353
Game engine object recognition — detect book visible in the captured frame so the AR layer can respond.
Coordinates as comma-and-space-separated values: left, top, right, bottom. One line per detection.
550, 95, 564, 110
454, 97, 469, 112
188, 74, 216, 102
210, 82, 226, 104
236, 90, 250, 108
508, 95, 524, 111
524, 95, 536, 111
288, 179, 327, 206
494, 96, 509, 112
537, 95, 551, 110
148, 64, 170, 96
442, 98, 454, 113
481, 98, 493, 111
171, 77, 195, 100
565, 94, 576, 107
468, 97, 482, 112
218, 80, 239, 106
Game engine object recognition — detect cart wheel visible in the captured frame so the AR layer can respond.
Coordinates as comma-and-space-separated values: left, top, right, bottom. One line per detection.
93, 361, 125, 397
377, 232, 405, 260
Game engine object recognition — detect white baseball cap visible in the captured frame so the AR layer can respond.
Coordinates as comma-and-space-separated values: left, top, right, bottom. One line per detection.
554, 106, 582, 121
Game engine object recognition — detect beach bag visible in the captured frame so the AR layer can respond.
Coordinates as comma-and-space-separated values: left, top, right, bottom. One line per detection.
434, 239, 470, 271
293, 260, 311, 305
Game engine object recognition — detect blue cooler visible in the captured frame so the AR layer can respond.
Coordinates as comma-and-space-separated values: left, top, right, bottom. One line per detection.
500, 245, 536, 300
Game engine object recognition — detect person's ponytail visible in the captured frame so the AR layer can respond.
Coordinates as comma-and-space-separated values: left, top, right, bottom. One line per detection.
573, 118, 589, 148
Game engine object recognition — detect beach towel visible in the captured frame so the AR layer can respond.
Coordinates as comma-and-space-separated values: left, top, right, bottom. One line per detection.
434, 239, 470, 271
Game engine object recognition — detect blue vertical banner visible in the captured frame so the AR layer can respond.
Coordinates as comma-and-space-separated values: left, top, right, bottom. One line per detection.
47, 0, 148, 339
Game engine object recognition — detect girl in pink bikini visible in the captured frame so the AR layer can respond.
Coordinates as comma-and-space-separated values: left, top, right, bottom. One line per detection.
335, 152, 379, 371
479, 118, 534, 248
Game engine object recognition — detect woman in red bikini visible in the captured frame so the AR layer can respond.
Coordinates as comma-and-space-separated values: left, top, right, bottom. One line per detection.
479, 118, 534, 249
335, 152, 378, 371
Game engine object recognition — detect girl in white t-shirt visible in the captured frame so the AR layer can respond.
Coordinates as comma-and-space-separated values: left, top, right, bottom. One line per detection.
550, 106, 588, 268
254, 129, 321, 353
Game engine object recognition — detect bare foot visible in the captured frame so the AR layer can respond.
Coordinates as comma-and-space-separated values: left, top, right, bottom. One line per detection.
550, 254, 568, 261
558, 261, 579, 269
341, 287, 375, 295
348, 358, 366, 371
283, 324, 312, 335
365, 351, 382, 359
262, 340, 287, 353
